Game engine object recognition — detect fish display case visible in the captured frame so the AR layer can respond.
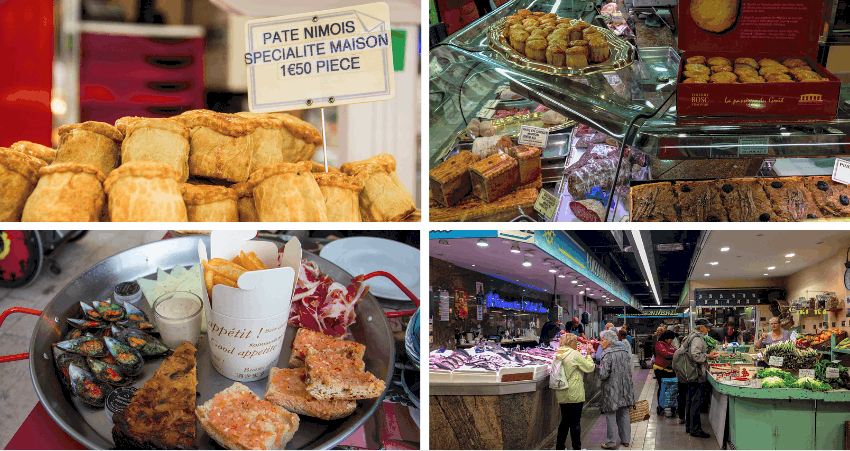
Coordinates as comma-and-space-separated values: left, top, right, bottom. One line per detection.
428, 0, 850, 222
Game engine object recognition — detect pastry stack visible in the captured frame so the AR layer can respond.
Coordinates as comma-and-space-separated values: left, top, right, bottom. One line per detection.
429, 135, 543, 221
1, 110, 418, 222
502, 10, 610, 68
681, 55, 829, 84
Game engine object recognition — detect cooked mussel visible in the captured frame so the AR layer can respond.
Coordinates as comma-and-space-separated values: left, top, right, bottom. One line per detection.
80, 302, 102, 321
67, 318, 108, 330
104, 337, 143, 376
86, 357, 132, 386
63, 328, 85, 341
92, 300, 125, 322
54, 336, 108, 358
113, 326, 168, 357
122, 301, 149, 323
53, 348, 88, 388
117, 320, 158, 334
68, 363, 112, 407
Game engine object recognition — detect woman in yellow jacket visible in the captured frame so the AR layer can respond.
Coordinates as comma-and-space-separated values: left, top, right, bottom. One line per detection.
553, 332, 596, 450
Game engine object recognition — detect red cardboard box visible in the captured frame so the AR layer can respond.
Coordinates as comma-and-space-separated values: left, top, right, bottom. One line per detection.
676, 0, 840, 122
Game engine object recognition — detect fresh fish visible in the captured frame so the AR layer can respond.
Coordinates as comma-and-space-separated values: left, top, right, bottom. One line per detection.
67, 318, 108, 330
114, 327, 168, 357
122, 301, 149, 323
92, 301, 126, 322
80, 302, 102, 321
54, 336, 108, 358
104, 337, 143, 376
86, 357, 132, 386
68, 363, 112, 407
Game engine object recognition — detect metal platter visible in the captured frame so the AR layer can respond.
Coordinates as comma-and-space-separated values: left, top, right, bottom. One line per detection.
28, 236, 395, 449
487, 18, 635, 77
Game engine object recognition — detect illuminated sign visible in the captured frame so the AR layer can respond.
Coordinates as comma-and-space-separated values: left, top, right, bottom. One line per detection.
485, 292, 547, 313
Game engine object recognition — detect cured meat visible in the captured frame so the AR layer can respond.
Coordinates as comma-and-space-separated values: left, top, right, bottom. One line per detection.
285, 258, 369, 339
570, 199, 605, 222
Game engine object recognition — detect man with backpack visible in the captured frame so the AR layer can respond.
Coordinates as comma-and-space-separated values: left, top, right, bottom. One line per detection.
672, 318, 712, 439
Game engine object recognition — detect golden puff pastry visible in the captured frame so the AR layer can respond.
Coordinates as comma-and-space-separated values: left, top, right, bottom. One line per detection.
684, 64, 710, 75
248, 161, 329, 222
313, 171, 364, 222
710, 65, 733, 73
56, 121, 123, 176
706, 56, 731, 67
103, 161, 187, 222
0, 148, 47, 221
10, 141, 56, 164
181, 183, 238, 222
682, 77, 709, 83
690, 0, 739, 33
309, 161, 341, 173
782, 58, 808, 68
242, 112, 323, 169
120, 118, 191, 182
341, 154, 416, 222
172, 110, 257, 183
686, 56, 707, 65
734, 57, 758, 69
21, 163, 105, 222
230, 181, 259, 222
709, 72, 737, 83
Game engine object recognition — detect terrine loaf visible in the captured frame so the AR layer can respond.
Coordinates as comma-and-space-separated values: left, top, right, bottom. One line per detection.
507, 145, 542, 184
429, 150, 481, 207
430, 188, 539, 222
468, 153, 519, 203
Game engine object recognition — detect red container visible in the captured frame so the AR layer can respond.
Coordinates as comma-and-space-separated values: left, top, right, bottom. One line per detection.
676, 0, 840, 122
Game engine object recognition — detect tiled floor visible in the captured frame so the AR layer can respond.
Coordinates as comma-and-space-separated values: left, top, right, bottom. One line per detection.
0, 230, 165, 449
552, 367, 720, 450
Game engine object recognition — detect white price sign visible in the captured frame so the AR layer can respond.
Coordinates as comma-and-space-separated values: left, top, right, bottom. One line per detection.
477, 305, 483, 321
245, 3, 395, 112
439, 291, 450, 322
751, 378, 762, 388
768, 356, 784, 367
826, 367, 840, 379
518, 125, 550, 147
737, 136, 769, 155
799, 368, 816, 378
831, 158, 850, 185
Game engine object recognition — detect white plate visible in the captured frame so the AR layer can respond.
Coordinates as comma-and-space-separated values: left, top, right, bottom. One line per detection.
320, 237, 420, 301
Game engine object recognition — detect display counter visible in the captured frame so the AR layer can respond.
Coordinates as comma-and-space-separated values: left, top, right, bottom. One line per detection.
430, 370, 600, 449
708, 373, 850, 450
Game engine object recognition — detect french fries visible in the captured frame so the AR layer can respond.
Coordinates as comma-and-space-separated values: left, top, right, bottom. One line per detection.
202, 251, 269, 304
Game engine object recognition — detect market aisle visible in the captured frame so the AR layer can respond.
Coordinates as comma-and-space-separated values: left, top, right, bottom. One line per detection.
0, 231, 165, 449
567, 367, 719, 450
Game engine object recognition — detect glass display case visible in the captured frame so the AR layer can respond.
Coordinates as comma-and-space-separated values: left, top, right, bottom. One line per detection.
429, 0, 850, 222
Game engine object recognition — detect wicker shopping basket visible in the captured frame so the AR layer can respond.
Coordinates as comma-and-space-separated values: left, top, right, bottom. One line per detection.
630, 399, 650, 423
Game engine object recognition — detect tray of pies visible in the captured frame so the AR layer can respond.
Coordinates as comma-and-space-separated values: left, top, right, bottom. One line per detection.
487, 13, 635, 77
17, 236, 396, 449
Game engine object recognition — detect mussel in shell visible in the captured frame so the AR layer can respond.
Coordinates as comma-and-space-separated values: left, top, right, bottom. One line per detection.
67, 318, 108, 330
122, 301, 149, 323
80, 302, 102, 321
117, 320, 158, 334
54, 348, 88, 388
104, 337, 144, 376
114, 326, 168, 357
86, 357, 132, 386
54, 335, 108, 358
68, 363, 112, 407
93, 301, 125, 322
63, 328, 85, 341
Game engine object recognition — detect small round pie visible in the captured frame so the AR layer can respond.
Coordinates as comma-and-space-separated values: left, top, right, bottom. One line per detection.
686, 56, 707, 65
684, 64, 711, 75
10, 141, 56, 164
682, 77, 709, 83
711, 65, 733, 73
734, 57, 758, 69
709, 72, 737, 83
782, 58, 808, 68
706, 56, 731, 67
180, 183, 238, 222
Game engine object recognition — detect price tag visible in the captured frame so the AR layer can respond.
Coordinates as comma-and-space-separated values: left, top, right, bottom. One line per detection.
534, 189, 560, 221
518, 125, 550, 147
439, 291, 450, 322
484, 99, 499, 109
752, 378, 762, 388
768, 356, 784, 367
477, 108, 496, 119
826, 367, 840, 379
738, 136, 769, 155
245, 3, 395, 112
477, 305, 483, 321
799, 369, 816, 378
831, 158, 850, 185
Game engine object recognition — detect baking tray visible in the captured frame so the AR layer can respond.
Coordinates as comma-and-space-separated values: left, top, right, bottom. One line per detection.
25, 236, 395, 449
487, 19, 636, 77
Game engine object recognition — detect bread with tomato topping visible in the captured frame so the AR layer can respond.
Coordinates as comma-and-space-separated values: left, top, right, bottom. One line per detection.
196, 383, 299, 450
288, 327, 365, 368
304, 350, 386, 400
264, 367, 356, 420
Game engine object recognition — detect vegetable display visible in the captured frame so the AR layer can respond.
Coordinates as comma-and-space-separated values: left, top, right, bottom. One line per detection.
754, 368, 796, 386
791, 376, 831, 392
814, 360, 850, 390
762, 341, 820, 371
761, 376, 787, 388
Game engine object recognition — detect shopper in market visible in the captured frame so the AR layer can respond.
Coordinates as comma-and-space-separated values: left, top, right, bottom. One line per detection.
553, 332, 596, 450
618, 329, 632, 356
540, 319, 561, 346
653, 330, 678, 417
597, 329, 634, 449
673, 318, 711, 439
723, 321, 739, 344
755, 317, 791, 349
667, 325, 681, 347
594, 323, 617, 360
567, 316, 586, 339
621, 325, 633, 351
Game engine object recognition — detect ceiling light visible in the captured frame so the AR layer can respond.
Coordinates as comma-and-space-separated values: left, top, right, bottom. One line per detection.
549, 267, 557, 273
767, 266, 775, 270
709, 262, 718, 265
785, 253, 795, 258
477, 238, 489, 247
631, 231, 660, 306
522, 257, 531, 267
721, 247, 730, 252
558, 273, 565, 278
579, 291, 584, 295
764, 273, 768, 276
438, 239, 449, 246
578, 283, 583, 286
571, 279, 578, 284
511, 243, 521, 253
471, 264, 476, 267
704, 273, 710, 276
